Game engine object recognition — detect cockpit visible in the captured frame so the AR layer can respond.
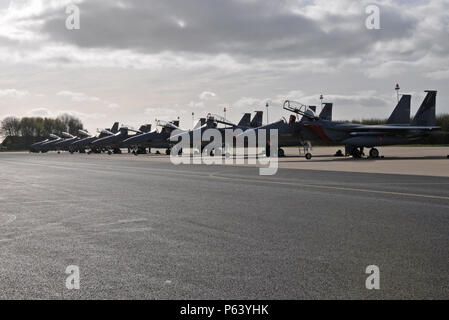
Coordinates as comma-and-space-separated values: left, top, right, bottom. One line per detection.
283, 100, 319, 122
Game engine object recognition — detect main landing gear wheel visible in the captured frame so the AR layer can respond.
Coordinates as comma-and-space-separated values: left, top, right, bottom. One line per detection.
305, 153, 312, 160
369, 148, 380, 158
278, 148, 285, 158
352, 148, 362, 158
165, 149, 171, 155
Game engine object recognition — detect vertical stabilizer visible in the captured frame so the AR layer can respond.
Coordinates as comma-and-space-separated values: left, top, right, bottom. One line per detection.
412, 91, 437, 126
237, 113, 251, 127
110, 122, 119, 134
250, 111, 263, 128
319, 103, 333, 121
387, 95, 411, 125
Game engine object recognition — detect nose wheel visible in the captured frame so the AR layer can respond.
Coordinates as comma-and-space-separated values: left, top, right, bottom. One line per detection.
369, 148, 380, 158
299, 141, 313, 160
278, 148, 285, 157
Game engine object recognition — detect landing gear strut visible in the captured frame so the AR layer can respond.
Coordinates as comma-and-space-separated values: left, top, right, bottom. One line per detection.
300, 141, 313, 160
347, 146, 364, 158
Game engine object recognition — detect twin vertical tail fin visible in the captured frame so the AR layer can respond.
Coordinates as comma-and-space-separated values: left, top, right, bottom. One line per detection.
319, 103, 333, 121
110, 122, 119, 134
387, 94, 411, 125
412, 91, 437, 126
250, 111, 263, 128
194, 118, 206, 129
237, 113, 251, 127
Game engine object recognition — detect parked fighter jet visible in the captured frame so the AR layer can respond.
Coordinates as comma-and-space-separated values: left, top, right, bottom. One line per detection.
33, 133, 74, 153
89, 125, 145, 154
308, 90, 439, 158
29, 134, 60, 153
239, 91, 436, 159
289, 91, 438, 158
53, 130, 91, 153
238, 104, 338, 158
169, 111, 264, 155
122, 120, 182, 155
70, 122, 120, 153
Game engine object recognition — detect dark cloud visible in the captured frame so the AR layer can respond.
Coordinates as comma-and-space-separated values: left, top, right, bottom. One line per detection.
39, 0, 417, 60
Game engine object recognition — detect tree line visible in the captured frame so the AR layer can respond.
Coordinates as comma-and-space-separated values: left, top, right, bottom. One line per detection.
1, 114, 84, 138
351, 114, 449, 131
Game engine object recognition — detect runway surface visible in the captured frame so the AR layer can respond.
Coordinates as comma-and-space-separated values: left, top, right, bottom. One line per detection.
0, 152, 448, 299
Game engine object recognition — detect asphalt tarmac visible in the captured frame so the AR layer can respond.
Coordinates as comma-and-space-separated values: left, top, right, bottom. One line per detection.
0, 152, 448, 299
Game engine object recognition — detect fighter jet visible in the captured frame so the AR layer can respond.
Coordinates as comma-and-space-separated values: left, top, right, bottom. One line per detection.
239, 91, 435, 159
280, 91, 438, 159
238, 104, 337, 158
53, 130, 91, 153
33, 133, 72, 153
89, 125, 144, 155
304, 90, 440, 158
70, 122, 120, 153
169, 111, 264, 155
29, 134, 60, 153
122, 120, 182, 155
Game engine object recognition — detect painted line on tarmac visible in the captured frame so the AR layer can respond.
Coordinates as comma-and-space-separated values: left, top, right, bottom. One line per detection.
208, 172, 449, 201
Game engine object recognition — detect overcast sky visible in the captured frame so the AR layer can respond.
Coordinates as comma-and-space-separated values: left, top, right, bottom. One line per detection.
0, 0, 448, 133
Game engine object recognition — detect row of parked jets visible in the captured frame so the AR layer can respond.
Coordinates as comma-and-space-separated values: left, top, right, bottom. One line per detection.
29, 90, 441, 159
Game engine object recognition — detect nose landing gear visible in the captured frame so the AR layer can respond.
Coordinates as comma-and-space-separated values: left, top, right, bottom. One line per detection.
369, 148, 380, 158
346, 146, 364, 158
278, 148, 285, 158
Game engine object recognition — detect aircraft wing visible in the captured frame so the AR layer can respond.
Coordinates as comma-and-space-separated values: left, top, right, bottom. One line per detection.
348, 125, 441, 132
